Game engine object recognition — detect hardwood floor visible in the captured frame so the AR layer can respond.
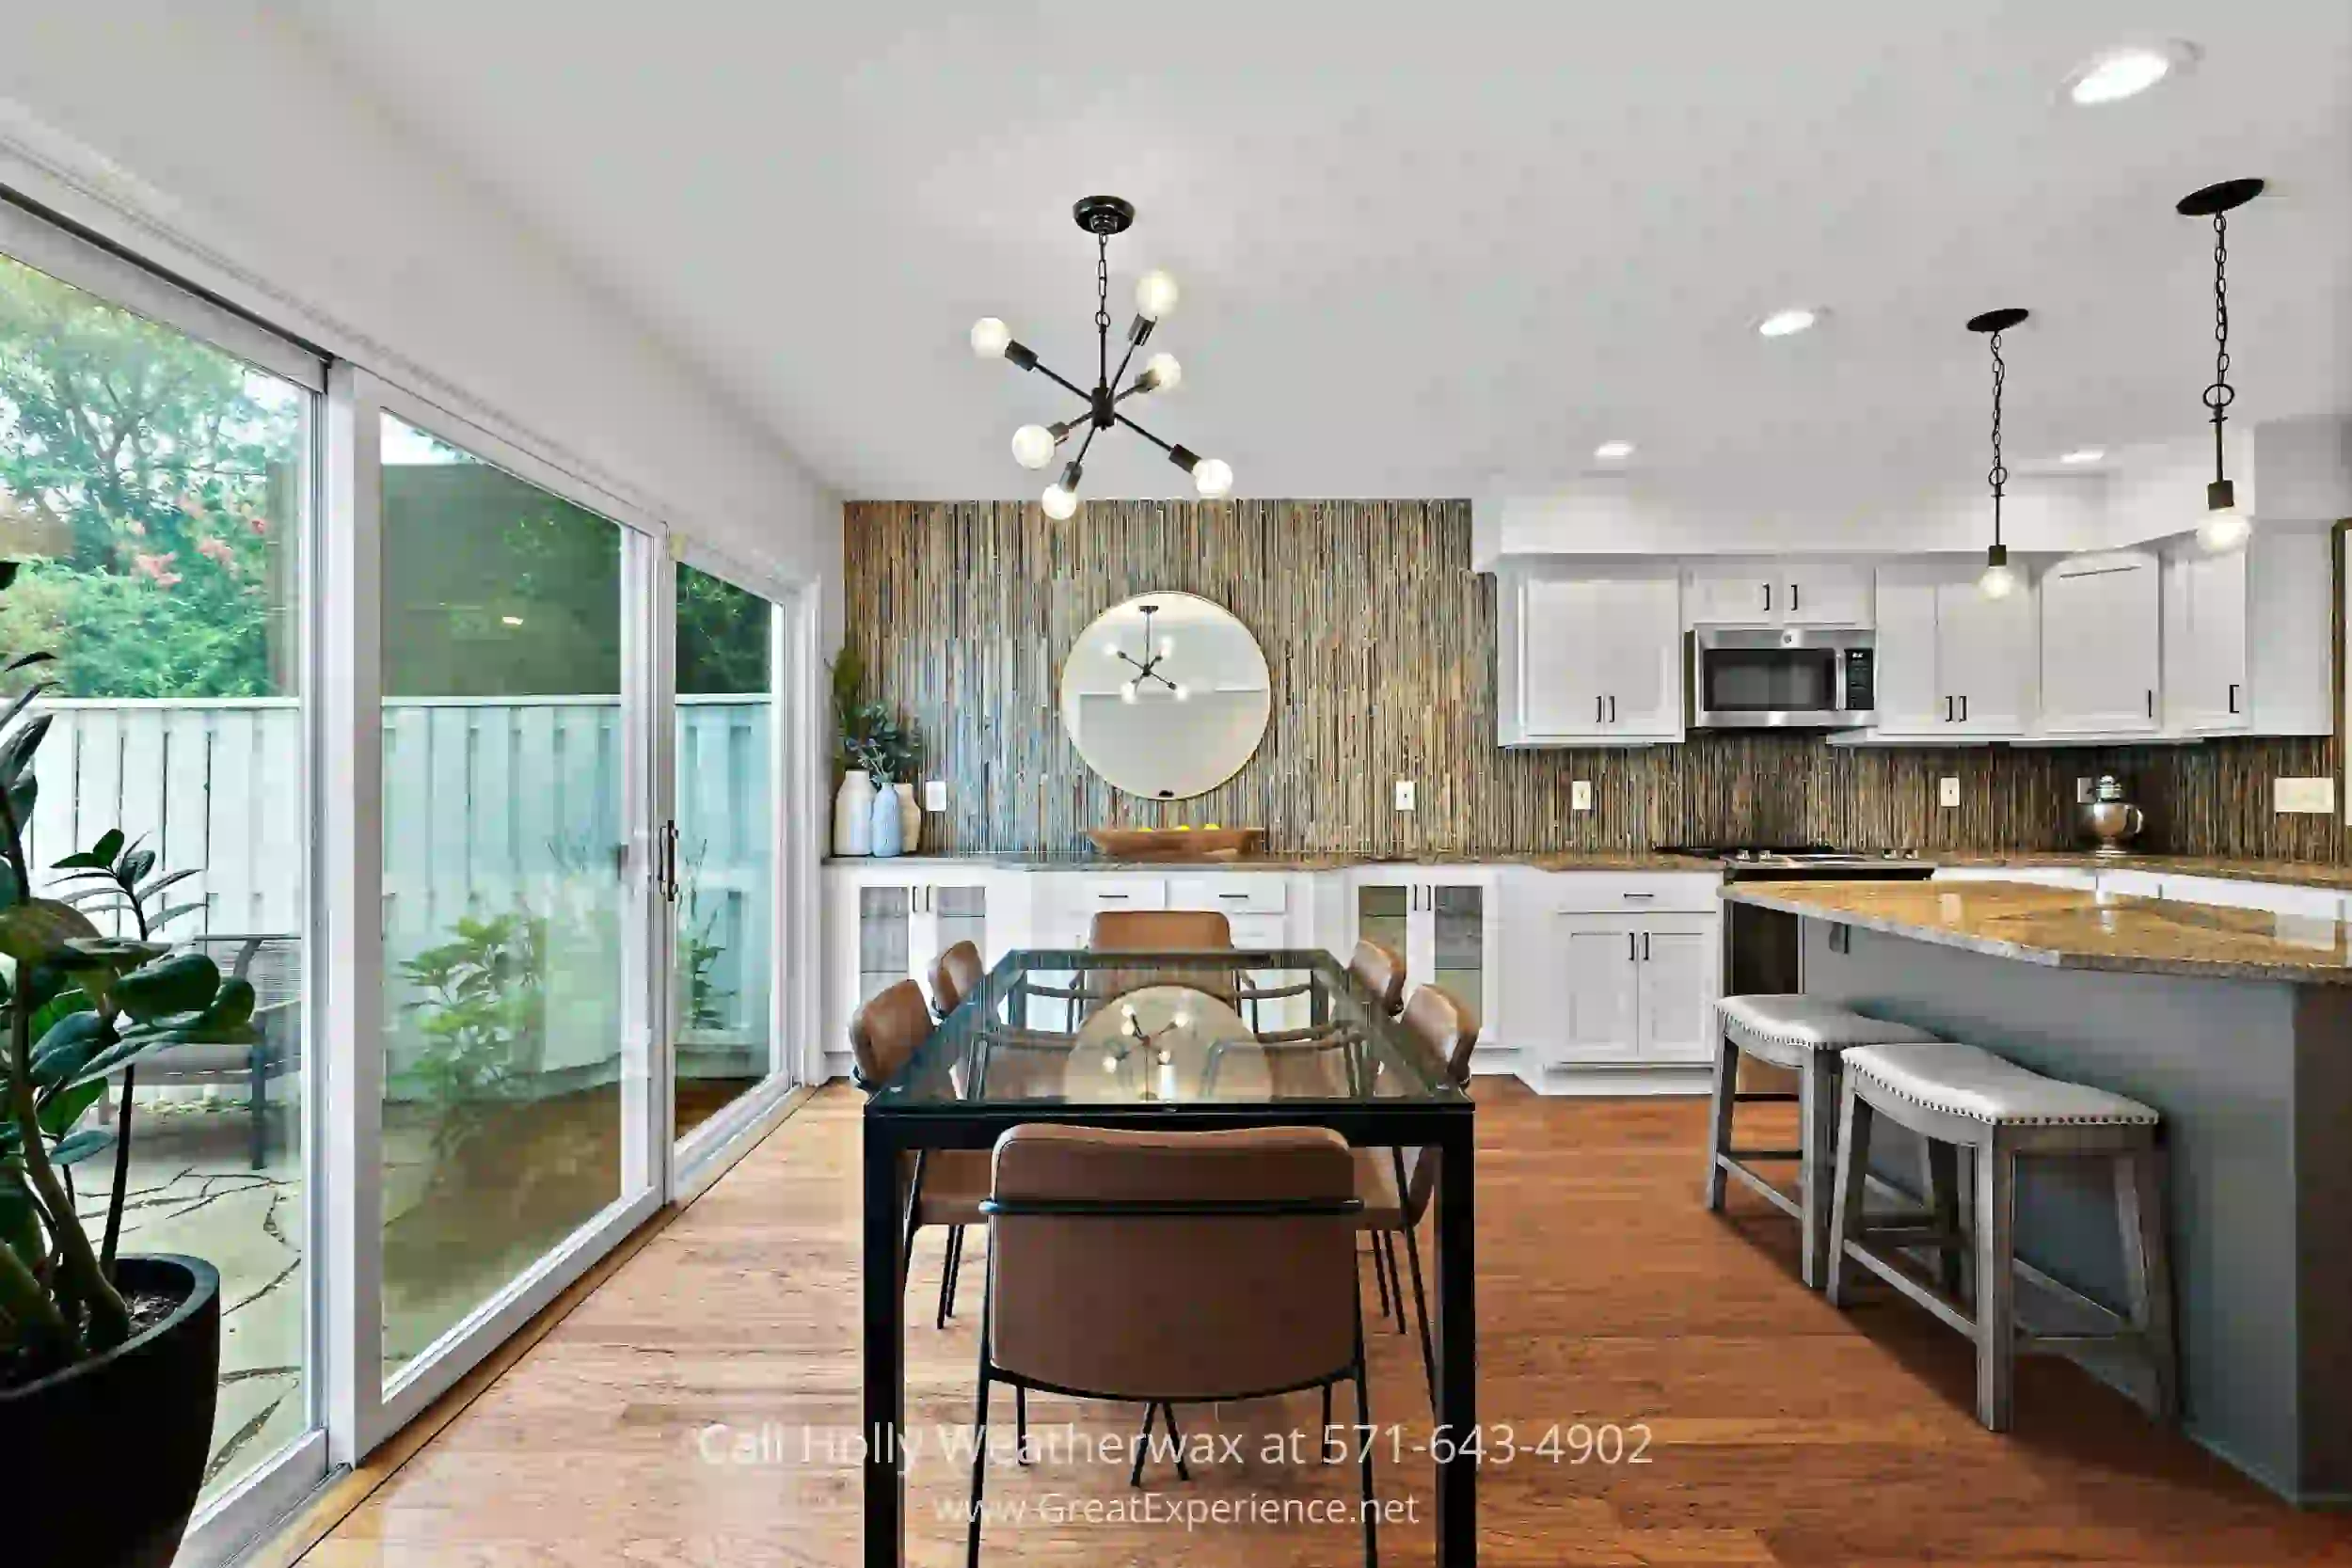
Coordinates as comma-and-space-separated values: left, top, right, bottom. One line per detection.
294, 1081, 2352, 1566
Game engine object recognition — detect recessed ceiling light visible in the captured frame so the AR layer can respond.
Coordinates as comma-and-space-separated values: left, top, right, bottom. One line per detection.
1756, 308, 1819, 339
2059, 448, 2106, 465
2065, 41, 2196, 106
1593, 440, 1635, 461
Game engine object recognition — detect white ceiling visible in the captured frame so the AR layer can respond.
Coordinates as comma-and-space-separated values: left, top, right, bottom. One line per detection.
276, 1, 2352, 518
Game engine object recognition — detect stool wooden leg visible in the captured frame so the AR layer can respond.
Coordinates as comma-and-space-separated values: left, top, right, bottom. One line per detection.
1798, 1054, 1838, 1290
2114, 1144, 2180, 1423
1824, 1079, 1873, 1308
1703, 1031, 1737, 1212
1925, 1140, 1964, 1300
1972, 1139, 2018, 1432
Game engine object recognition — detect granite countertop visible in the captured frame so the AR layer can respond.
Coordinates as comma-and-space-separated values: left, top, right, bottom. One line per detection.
823, 850, 1708, 873
1936, 850, 2352, 893
1724, 879, 2352, 985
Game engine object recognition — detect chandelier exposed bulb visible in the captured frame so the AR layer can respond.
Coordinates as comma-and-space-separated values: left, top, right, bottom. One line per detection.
1135, 270, 1180, 322
2199, 499, 2251, 553
1978, 545, 2018, 601
1138, 352, 1182, 393
1041, 483, 1078, 521
1172, 683, 1190, 703
1120, 681, 1138, 705
969, 317, 1010, 358
1193, 458, 1233, 498
1010, 424, 1057, 468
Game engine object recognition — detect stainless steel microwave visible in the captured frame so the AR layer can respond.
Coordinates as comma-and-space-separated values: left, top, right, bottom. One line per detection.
1688, 627, 1876, 729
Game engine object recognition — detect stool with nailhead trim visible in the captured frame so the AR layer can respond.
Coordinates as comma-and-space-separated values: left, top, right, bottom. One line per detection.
1825, 1039, 2179, 1433
1705, 994, 1945, 1289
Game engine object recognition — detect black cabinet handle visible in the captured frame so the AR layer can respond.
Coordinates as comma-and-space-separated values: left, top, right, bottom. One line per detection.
1959, 694, 1968, 722
1762, 582, 1772, 613
1629, 932, 1637, 961
2146, 689, 2155, 720
1216, 892, 1249, 901
1596, 695, 1604, 724
1944, 695, 1954, 722
1098, 893, 1130, 901
1790, 582, 1801, 613
1643, 932, 1652, 961
2228, 682, 2241, 715
1608, 694, 1618, 723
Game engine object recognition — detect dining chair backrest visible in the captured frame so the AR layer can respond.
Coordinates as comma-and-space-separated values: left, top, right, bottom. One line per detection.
1089, 910, 1232, 951
850, 978, 933, 1089
930, 940, 985, 1019
986, 1124, 1359, 1402
1347, 939, 1407, 1017
1397, 982, 1479, 1225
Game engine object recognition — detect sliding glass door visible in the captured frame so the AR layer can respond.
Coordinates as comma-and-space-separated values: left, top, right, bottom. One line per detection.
669, 559, 789, 1161
0, 209, 328, 1558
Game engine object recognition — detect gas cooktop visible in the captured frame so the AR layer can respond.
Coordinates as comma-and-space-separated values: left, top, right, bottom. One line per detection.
1654, 843, 1933, 878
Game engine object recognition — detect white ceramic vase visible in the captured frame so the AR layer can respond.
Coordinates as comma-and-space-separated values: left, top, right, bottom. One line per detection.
895, 783, 922, 853
834, 768, 874, 856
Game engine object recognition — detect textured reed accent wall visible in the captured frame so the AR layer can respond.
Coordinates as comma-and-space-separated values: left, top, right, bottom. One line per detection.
844, 500, 2344, 862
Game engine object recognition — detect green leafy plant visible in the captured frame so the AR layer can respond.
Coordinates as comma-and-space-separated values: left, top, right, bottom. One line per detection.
397, 912, 548, 1169
827, 647, 919, 784
0, 559, 259, 1382
679, 904, 731, 1034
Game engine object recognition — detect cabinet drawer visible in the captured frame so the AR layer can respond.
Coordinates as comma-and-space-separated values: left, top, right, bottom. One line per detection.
1228, 914, 1289, 949
1061, 876, 1168, 911
1547, 874, 1720, 914
1167, 873, 1288, 915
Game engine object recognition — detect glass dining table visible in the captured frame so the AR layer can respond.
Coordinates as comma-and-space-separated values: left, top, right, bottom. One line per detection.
861, 946, 1480, 1564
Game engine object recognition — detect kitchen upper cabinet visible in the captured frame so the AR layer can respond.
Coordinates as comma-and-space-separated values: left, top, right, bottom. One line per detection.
1499, 573, 1684, 745
2036, 550, 2163, 736
1687, 565, 1871, 628
2160, 527, 2330, 737
1867, 566, 2034, 738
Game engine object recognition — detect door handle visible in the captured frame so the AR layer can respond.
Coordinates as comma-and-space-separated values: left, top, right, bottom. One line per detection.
1958, 694, 1968, 722
660, 820, 680, 903
1098, 893, 1131, 901
2228, 682, 2240, 715
1761, 582, 1772, 613
1597, 694, 1604, 724
1789, 582, 1800, 613
2147, 689, 2155, 720
1944, 695, 1954, 722
1629, 932, 1637, 961
1643, 931, 1652, 961
1608, 694, 1618, 723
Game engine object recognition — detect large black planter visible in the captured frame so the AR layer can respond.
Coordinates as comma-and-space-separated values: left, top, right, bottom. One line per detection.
2, 1254, 220, 1568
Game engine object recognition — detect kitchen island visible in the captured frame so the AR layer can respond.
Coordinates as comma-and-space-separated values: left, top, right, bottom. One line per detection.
1722, 878, 2352, 1506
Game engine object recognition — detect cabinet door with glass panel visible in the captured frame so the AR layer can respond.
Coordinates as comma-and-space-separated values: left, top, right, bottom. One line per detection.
1346, 868, 1497, 1051
851, 870, 997, 1020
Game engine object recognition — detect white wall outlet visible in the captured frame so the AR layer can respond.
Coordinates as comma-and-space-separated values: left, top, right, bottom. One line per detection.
1393, 780, 1416, 813
1570, 780, 1593, 813
2076, 776, 2095, 805
923, 779, 947, 812
1938, 776, 1961, 809
2275, 776, 2336, 815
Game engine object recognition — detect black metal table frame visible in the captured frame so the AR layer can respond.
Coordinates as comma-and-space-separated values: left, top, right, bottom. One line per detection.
860, 949, 1478, 1566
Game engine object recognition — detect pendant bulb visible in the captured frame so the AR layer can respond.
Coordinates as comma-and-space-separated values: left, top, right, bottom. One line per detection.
1978, 542, 2017, 600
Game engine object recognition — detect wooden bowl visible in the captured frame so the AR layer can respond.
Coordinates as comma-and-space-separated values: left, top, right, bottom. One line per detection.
1087, 826, 1266, 862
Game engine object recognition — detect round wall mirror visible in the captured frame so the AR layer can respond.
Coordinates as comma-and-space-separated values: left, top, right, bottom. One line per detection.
1060, 592, 1271, 800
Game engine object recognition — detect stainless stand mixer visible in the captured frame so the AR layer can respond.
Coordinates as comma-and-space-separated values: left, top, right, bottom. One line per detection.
2074, 774, 2146, 858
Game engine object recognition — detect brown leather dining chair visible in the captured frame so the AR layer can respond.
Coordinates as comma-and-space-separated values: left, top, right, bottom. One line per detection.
850, 979, 990, 1330
1356, 982, 1479, 1400
930, 939, 986, 1020
965, 1124, 1381, 1568
1088, 909, 1233, 949
1348, 938, 1408, 1018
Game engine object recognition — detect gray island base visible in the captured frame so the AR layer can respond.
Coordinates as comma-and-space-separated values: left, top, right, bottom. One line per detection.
1723, 879, 2352, 1506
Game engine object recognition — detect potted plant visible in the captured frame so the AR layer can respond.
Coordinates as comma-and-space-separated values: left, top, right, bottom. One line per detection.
1, 560, 259, 1568
829, 650, 923, 856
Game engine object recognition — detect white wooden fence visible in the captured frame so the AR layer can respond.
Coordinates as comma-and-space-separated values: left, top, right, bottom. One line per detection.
24, 695, 772, 1084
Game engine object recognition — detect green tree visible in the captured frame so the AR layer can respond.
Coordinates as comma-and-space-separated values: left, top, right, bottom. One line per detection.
0, 253, 300, 696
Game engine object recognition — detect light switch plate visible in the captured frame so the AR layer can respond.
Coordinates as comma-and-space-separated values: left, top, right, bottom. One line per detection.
1570, 780, 1593, 813
2076, 776, 2095, 805
1939, 776, 1961, 809
923, 779, 947, 812
1393, 780, 1416, 813
2275, 776, 2336, 815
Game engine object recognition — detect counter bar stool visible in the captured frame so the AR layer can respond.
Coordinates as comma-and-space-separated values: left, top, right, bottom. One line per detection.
1827, 1040, 2177, 1433
1706, 994, 1944, 1288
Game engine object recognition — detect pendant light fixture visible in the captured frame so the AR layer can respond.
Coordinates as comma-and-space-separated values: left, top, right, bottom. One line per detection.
969, 196, 1232, 518
2176, 178, 2262, 552
1967, 307, 2028, 600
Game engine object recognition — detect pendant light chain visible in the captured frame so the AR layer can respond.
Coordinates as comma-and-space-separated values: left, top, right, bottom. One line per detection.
2204, 211, 2234, 483
1095, 231, 1112, 388
1987, 327, 2008, 546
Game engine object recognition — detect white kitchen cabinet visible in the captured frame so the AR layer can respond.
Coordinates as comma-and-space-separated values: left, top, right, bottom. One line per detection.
1687, 564, 1871, 628
822, 864, 1007, 1071
1348, 868, 1500, 1054
2036, 550, 2163, 736
1499, 572, 1684, 745
1867, 566, 2035, 738
1541, 911, 1721, 1069
1932, 865, 2099, 892
2161, 527, 2331, 737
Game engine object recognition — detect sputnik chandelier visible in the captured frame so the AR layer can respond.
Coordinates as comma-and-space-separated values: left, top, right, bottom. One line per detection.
968, 195, 1232, 518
